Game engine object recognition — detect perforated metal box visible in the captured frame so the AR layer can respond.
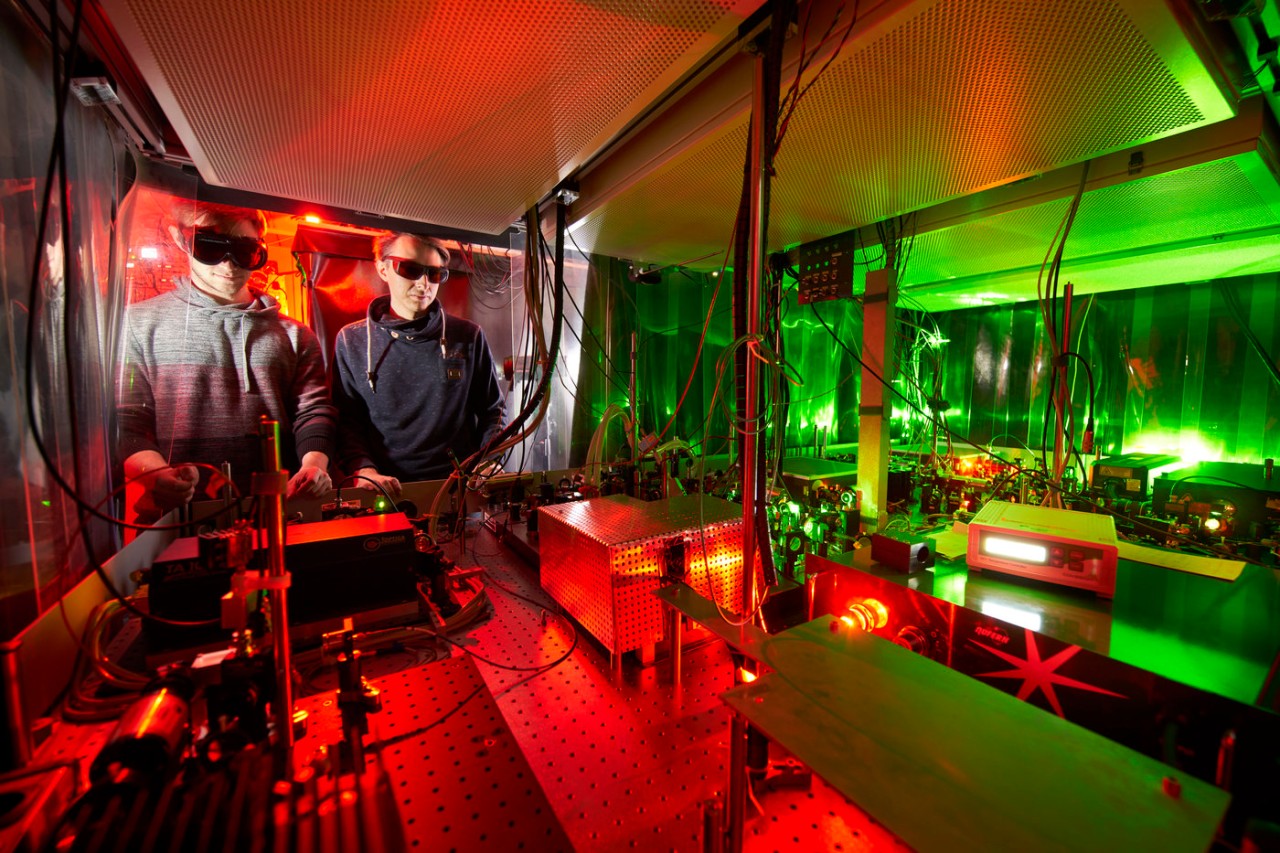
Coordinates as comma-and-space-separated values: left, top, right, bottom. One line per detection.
538, 495, 747, 655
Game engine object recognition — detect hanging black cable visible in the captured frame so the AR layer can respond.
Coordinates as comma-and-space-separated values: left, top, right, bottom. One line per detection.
22, 0, 216, 628
465, 202, 566, 474
537, 229, 629, 400
1038, 162, 1091, 477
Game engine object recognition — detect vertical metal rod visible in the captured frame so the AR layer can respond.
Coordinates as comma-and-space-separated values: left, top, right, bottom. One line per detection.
669, 609, 682, 684
220, 461, 234, 527
741, 51, 768, 619
727, 38, 773, 851
702, 794, 725, 853
0, 641, 31, 768
1052, 284, 1074, 489
726, 713, 748, 852
258, 417, 294, 751
630, 331, 638, 461
179, 501, 194, 539
604, 265, 614, 463
1216, 729, 1236, 789
858, 268, 897, 533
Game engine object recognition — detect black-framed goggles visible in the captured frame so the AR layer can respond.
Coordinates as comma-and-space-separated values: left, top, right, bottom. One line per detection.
388, 257, 450, 284
188, 229, 269, 271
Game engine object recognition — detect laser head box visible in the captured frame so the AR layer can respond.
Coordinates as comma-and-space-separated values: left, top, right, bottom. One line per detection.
967, 501, 1119, 597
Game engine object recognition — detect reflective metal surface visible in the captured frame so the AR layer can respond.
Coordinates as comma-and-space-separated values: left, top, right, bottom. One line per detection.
429, 527, 890, 850
805, 546, 1280, 833
0, 1, 127, 644
934, 277, 1280, 462
815, 547, 1280, 706
539, 495, 745, 653
296, 655, 572, 852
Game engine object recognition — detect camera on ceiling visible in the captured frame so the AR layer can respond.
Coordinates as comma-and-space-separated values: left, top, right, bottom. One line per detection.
627, 263, 662, 284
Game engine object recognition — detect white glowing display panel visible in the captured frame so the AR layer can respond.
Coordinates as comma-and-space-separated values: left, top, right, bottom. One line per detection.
981, 537, 1048, 564
967, 502, 1119, 597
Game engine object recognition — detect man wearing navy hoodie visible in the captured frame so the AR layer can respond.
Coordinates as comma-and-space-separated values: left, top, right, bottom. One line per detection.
331, 231, 504, 499
117, 202, 336, 522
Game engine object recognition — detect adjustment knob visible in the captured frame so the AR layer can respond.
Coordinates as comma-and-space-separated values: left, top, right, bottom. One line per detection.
894, 625, 928, 655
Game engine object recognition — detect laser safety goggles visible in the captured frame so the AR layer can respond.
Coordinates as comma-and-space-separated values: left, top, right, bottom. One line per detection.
187, 229, 269, 271
387, 257, 450, 284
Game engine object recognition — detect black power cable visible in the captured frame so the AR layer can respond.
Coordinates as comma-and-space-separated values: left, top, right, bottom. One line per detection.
463, 202, 566, 478
20, 0, 263, 629
537, 225, 629, 400
335, 473, 399, 508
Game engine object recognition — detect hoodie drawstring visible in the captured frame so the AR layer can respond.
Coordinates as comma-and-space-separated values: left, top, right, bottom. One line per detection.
238, 316, 252, 393
172, 277, 279, 396
365, 304, 448, 394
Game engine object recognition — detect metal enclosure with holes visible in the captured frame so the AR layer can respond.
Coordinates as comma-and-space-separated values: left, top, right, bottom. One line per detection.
538, 495, 747, 654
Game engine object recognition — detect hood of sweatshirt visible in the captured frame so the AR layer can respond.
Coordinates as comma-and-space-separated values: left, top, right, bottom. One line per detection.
173, 276, 280, 317
172, 277, 281, 392
367, 294, 443, 342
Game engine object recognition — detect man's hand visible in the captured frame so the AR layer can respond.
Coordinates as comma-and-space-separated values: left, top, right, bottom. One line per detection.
125, 452, 199, 524
287, 466, 332, 498
152, 464, 199, 510
288, 452, 333, 498
354, 467, 402, 500
129, 463, 198, 525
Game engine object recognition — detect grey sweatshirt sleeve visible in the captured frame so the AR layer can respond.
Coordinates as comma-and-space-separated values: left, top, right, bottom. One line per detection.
116, 320, 162, 460
290, 326, 338, 460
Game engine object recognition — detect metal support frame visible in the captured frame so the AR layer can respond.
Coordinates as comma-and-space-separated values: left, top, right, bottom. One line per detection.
0, 642, 31, 768
1051, 282, 1074, 498
857, 267, 897, 533
630, 331, 639, 465
668, 607, 682, 685
724, 46, 771, 853
741, 31, 768, 626
256, 417, 294, 753
726, 712, 749, 851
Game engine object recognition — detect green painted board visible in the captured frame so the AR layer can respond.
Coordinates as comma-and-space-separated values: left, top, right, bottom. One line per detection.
723, 617, 1230, 853
653, 582, 771, 659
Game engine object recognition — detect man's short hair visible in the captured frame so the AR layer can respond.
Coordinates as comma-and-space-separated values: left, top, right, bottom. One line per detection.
174, 200, 267, 237
372, 231, 451, 266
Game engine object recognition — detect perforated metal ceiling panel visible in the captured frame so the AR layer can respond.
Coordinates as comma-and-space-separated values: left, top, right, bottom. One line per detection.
572, 0, 1236, 280
99, 0, 761, 234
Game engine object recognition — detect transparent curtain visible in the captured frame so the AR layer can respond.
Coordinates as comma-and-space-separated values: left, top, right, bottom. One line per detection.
0, 1, 129, 638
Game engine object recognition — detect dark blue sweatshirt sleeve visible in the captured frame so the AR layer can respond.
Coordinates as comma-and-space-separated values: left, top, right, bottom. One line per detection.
470, 327, 505, 453
332, 325, 379, 474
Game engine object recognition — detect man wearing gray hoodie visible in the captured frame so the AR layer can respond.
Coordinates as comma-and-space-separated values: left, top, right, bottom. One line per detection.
118, 201, 336, 522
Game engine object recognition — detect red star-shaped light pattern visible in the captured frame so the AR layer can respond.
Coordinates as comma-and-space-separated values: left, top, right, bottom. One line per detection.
974, 629, 1125, 717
